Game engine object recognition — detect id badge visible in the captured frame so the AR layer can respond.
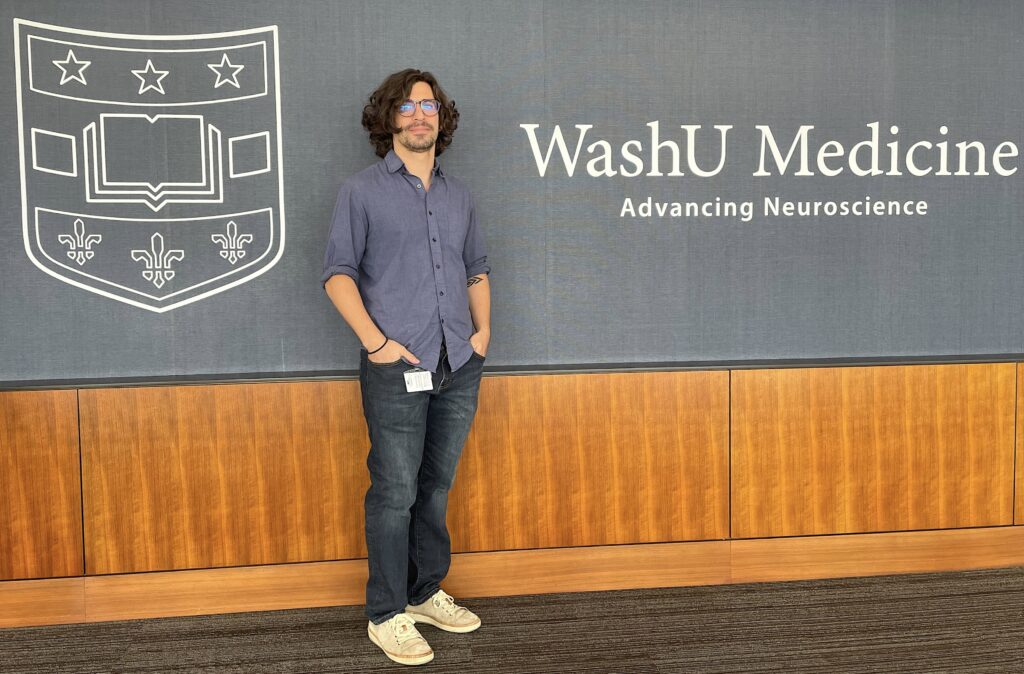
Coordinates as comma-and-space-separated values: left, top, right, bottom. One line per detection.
404, 367, 433, 393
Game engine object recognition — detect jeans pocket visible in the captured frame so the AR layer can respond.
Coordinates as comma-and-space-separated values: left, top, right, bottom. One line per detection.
367, 356, 404, 367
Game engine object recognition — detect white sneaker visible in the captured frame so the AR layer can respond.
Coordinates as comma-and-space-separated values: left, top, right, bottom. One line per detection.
405, 589, 482, 633
367, 612, 434, 666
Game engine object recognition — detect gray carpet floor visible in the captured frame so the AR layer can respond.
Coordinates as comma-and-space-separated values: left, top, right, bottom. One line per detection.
2, 566, 1023, 673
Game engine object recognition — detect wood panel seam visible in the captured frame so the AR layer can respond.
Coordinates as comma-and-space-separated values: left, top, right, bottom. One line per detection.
76, 389, 86, 578
1002, 362, 1015, 526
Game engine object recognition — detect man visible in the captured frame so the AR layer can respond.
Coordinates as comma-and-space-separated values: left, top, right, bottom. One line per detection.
321, 68, 491, 667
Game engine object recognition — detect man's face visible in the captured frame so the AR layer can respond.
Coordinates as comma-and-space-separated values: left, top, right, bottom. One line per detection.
392, 80, 439, 154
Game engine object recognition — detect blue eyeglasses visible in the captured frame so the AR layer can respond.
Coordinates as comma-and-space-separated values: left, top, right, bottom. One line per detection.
398, 98, 440, 117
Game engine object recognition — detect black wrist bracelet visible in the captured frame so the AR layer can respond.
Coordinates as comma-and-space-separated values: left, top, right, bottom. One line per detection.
367, 337, 388, 355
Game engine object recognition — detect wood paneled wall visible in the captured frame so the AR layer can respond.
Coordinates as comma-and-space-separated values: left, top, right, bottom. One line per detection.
79, 382, 371, 575
732, 364, 1016, 538
1, 362, 1021, 581
0, 390, 83, 580
78, 371, 729, 575
450, 371, 730, 551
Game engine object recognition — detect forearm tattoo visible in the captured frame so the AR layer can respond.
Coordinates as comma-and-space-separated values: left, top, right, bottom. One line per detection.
467, 275, 484, 288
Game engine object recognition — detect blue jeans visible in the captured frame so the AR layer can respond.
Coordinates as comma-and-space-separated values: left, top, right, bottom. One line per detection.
359, 338, 485, 625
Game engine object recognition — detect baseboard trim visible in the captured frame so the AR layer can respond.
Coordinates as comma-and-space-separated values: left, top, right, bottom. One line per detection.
3, 526, 1022, 628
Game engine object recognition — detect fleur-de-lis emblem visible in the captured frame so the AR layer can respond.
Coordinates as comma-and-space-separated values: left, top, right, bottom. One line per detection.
130, 232, 185, 288
57, 218, 102, 266
210, 220, 254, 265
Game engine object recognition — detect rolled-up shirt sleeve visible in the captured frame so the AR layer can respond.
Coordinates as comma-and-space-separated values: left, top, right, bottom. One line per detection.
462, 193, 491, 279
321, 182, 368, 289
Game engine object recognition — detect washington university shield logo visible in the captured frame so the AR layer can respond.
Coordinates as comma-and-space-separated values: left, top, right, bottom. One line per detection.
14, 19, 285, 312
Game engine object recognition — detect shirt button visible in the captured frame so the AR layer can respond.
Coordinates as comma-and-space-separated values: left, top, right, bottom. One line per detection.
435, 264, 440, 269
417, 184, 422, 189
432, 237, 437, 242
428, 210, 432, 215
440, 291, 444, 296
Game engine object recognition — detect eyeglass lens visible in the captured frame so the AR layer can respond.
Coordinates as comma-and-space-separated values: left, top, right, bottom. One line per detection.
398, 99, 440, 116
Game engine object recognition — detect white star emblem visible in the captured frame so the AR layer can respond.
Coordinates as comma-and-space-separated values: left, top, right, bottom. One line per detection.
132, 59, 169, 95
52, 49, 90, 86
207, 53, 244, 89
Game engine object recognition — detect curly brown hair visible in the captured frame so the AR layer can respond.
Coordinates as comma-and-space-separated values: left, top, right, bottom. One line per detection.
361, 69, 460, 158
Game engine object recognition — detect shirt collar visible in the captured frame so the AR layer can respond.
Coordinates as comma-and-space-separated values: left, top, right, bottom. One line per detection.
384, 148, 444, 177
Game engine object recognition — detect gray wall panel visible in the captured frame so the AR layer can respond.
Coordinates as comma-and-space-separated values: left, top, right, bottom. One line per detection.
1, 0, 1021, 383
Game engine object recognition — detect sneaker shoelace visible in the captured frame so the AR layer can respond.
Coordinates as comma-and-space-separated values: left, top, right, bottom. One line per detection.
432, 590, 464, 617
389, 613, 419, 645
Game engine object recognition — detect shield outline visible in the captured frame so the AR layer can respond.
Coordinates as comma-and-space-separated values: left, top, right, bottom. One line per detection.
14, 18, 286, 313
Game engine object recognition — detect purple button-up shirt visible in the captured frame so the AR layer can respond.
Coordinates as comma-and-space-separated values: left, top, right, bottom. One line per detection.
321, 148, 490, 373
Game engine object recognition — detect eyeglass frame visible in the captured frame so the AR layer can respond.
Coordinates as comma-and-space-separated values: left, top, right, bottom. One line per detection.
397, 98, 441, 117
